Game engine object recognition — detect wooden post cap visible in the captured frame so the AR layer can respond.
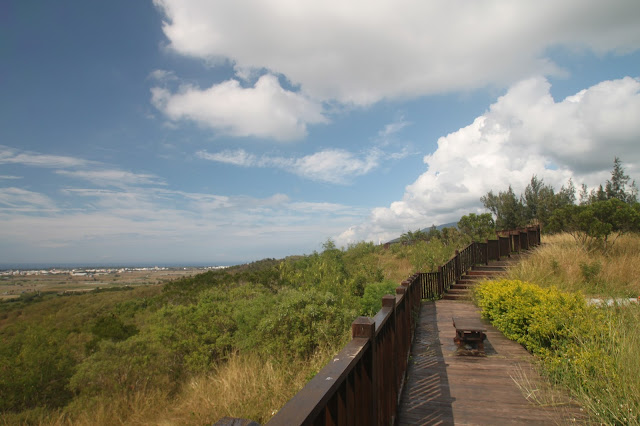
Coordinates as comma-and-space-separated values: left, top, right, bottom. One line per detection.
382, 294, 396, 308
352, 316, 375, 339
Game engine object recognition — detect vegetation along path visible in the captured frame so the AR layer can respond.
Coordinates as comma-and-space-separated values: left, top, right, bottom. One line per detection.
397, 259, 586, 425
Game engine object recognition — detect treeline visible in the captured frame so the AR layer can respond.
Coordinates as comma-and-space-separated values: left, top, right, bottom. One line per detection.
481, 157, 638, 230
399, 157, 639, 252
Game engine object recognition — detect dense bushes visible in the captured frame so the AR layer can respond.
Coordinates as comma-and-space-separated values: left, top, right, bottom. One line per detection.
0, 326, 75, 411
360, 281, 397, 316
475, 280, 595, 355
547, 198, 640, 251
1, 240, 404, 417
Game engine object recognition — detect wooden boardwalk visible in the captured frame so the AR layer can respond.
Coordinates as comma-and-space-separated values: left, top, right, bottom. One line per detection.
397, 300, 585, 425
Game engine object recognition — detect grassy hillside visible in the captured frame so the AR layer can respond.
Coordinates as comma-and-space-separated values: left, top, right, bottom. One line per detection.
0, 236, 466, 425
505, 233, 640, 297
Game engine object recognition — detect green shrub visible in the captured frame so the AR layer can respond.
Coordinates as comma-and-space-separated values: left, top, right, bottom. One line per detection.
359, 280, 397, 316
0, 326, 75, 411
69, 334, 176, 397
579, 260, 601, 283
253, 288, 355, 359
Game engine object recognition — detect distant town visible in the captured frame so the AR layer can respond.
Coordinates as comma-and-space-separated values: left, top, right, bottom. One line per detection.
0, 265, 230, 301
0, 265, 228, 277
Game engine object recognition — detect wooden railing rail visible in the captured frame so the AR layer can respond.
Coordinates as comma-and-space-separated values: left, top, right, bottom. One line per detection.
266, 225, 540, 425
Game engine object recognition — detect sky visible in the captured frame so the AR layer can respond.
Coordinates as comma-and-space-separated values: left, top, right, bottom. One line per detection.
1, 0, 640, 266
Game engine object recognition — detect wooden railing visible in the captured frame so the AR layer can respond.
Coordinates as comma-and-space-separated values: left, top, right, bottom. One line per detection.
264, 225, 541, 426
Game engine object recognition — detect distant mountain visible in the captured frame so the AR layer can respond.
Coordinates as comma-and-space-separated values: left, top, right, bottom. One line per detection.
385, 221, 459, 245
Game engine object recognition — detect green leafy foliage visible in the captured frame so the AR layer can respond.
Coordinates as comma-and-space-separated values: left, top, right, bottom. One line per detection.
251, 288, 355, 358
457, 213, 495, 241
0, 326, 76, 411
547, 198, 640, 251
69, 334, 176, 397
481, 186, 526, 229
481, 177, 575, 230
474, 280, 615, 381
359, 280, 397, 316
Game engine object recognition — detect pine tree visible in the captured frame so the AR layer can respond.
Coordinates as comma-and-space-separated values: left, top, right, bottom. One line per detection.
604, 157, 638, 204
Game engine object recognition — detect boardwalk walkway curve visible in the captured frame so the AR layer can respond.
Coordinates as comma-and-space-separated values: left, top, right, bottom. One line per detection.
396, 257, 585, 425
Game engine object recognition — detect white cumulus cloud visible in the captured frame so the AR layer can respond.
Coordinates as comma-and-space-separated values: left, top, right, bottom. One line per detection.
336, 76, 640, 246
153, 0, 640, 105
151, 74, 327, 141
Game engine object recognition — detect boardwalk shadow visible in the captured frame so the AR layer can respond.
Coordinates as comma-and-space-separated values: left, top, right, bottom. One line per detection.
398, 301, 455, 425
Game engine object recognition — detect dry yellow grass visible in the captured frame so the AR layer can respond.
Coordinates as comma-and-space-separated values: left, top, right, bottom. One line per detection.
9, 345, 344, 426
506, 233, 640, 297
376, 251, 414, 283
160, 349, 337, 425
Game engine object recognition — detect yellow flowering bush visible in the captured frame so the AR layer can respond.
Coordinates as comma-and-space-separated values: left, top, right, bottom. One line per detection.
474, 280, 617, 397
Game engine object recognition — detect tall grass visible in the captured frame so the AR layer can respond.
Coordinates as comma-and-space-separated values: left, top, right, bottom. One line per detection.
506, 233, 640, 297
488, 233, 640, 425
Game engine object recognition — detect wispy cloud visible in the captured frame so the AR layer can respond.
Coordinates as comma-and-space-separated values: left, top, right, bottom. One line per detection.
0, 187, 57, 212
56, 170, 165, 187
0, 146, 92, 168
197, 148, 384, 184
148, 69, 178, 82
0, 175, 22, 180
378, 117, 410, 139
0, 182, 364, 262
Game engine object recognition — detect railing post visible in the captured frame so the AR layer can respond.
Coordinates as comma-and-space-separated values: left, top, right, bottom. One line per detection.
484, 240, 489, 265
437, 265, 444, 297
352, 317, 377, 426
471, 241, 477, 265
454, 250, 460, 281
381, 294, 397, 424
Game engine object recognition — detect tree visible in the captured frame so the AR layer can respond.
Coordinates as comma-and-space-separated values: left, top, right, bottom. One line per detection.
457, 213, 496, 241
579, 183, 589, 206
546, 198, 640, 252
589, 184, 608, 203
481, 186, 526, 229
399, 229, 428, 244
605, 157, 638, 204
521, 176, 576, 228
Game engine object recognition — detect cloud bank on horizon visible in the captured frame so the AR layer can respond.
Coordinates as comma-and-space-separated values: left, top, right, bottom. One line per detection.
1, 0, 640, 264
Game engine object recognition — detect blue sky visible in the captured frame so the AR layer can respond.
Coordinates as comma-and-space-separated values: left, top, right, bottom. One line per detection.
1, 0, 640, 265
